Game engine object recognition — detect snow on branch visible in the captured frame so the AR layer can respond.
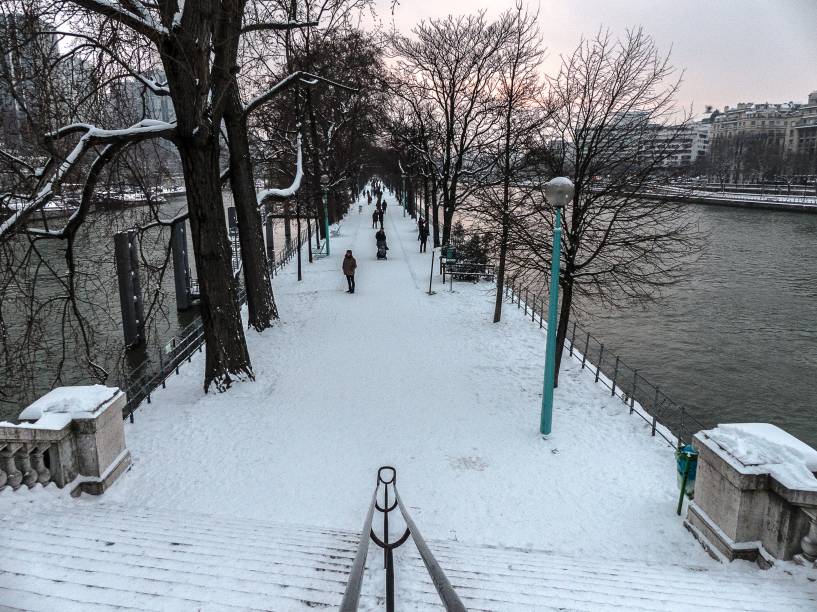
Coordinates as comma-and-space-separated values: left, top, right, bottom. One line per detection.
1, 119, 176, 240
257, 134, 303, 203
71, 0, 169, 41
241, 20, 319, 34
245, 71, 358, 117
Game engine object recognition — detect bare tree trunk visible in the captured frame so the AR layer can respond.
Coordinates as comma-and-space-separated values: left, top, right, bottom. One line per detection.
431, 174, 440, 247
224, 82, 278, 331
305, 89, 325, 240
423, 174, 430, 222
178, 140, 253, 391
553, 278, 573, 388
493, 208, 510, 323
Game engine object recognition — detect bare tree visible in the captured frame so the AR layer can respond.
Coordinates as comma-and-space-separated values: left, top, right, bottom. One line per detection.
513, 28, 701, 385
390, 12, 510, 246
466, 3, 547, 323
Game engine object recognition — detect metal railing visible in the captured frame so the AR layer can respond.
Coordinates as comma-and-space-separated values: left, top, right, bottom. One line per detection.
504, 276, 707, 447
120, 228, 310, 421
340, 467, 465, 612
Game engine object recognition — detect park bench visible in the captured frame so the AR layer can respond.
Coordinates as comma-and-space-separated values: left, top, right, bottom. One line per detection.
443, 261, 495, 283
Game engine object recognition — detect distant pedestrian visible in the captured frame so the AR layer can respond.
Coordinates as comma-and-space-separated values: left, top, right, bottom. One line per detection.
382, 201, 387, 214
342, 250, 357, 293
418, 221, 429, 253
377, 208, 384, 229
372, 209, 379, 228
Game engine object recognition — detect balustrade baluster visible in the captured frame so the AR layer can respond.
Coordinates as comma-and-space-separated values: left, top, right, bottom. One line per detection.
1, 443, 24, 489
0, 443, 7, 489
31, 444, 51, 485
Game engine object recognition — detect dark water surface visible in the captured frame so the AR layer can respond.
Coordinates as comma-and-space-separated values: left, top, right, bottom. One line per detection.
582, 204, 817, 448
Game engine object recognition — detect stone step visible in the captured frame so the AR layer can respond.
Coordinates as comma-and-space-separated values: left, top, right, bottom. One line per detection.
1, 502, 814, 611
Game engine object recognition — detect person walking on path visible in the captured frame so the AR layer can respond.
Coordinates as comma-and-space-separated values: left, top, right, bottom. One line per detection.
418, 220, 429, 253
342, 250, 357, 293
382, 200, 387, 215
377, 207, 384, 229
372, 208, 379, 229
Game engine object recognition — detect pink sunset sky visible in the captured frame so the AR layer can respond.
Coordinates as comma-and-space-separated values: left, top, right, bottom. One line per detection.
372, 0, 817, 116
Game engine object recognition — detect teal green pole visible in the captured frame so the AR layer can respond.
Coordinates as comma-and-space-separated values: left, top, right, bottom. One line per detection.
322, 187, 330, 256
540, 205, 562, 436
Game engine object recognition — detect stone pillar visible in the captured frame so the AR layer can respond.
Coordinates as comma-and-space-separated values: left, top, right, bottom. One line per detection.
685, 423, 817, 566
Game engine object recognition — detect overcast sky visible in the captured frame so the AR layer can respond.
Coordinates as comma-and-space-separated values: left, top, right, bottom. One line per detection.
374, 0, 817, 115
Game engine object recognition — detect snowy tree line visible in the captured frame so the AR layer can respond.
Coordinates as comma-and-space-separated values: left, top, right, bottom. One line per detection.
385, 5, 700, 383
0, 0, 386, 406
0, 0, 700, 403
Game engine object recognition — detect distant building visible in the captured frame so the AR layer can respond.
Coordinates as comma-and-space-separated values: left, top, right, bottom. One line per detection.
0, 13, 59, 141
710, 91, 817, 155
114, 72, 174, 123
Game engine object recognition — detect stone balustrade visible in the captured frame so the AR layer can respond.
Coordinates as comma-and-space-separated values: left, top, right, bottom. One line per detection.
0, 385, 131, 496
685, 423, 817, 569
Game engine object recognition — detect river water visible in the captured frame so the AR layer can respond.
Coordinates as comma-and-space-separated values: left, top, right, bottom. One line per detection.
581, 204, 817, 448
0, 193, 303, 424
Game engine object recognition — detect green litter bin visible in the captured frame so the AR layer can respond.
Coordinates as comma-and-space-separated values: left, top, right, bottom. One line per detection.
675, 444, 698, 515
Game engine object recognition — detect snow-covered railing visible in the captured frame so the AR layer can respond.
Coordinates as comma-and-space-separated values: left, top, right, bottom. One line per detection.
0, 386, 131, 495
504, 276, 706, 448
120, 228, 311, 422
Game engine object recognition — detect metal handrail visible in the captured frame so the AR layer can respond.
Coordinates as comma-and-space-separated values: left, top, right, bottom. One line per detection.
340, 467, 465, 612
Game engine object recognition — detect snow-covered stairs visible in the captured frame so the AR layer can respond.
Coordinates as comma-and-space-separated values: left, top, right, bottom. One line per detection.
0, 504, 357, 611
387, 539, 816, 611
1, 503, 815, 611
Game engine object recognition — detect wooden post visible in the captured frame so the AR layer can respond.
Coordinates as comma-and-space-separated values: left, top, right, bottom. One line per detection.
114, 230, 145, 347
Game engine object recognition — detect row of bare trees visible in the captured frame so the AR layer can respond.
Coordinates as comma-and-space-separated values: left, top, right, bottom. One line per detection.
387, 5, 701, 384
0, 0, 384, 407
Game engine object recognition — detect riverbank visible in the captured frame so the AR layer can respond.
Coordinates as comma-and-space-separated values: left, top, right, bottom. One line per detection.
645, 186, 817, 213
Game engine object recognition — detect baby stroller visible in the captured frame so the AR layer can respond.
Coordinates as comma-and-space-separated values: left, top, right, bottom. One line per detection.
376, 240, 388, 260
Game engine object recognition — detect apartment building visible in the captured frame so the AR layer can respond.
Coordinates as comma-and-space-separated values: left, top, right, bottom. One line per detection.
710, 90, 817, 155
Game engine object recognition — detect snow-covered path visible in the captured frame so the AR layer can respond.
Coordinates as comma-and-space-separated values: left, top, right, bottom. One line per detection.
2, 188, 815, 610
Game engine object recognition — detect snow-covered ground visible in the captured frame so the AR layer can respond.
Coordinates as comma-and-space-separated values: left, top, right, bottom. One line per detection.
2, 187, 815, 609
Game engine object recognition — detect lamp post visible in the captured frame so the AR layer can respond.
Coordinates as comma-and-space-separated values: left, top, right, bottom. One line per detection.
540, 177, 574, 437
320, 173, 330, 256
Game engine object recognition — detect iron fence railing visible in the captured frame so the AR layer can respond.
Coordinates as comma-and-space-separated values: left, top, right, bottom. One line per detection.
120, 228, 311, 421
503, 275, 706, 447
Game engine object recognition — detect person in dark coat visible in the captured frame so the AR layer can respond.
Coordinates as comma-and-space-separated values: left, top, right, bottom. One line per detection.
377, 207, 384, 229
418, 220, 429, 252
372, 208, 379, 229
342, 250, 357, 293
382, 200, 387, 214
